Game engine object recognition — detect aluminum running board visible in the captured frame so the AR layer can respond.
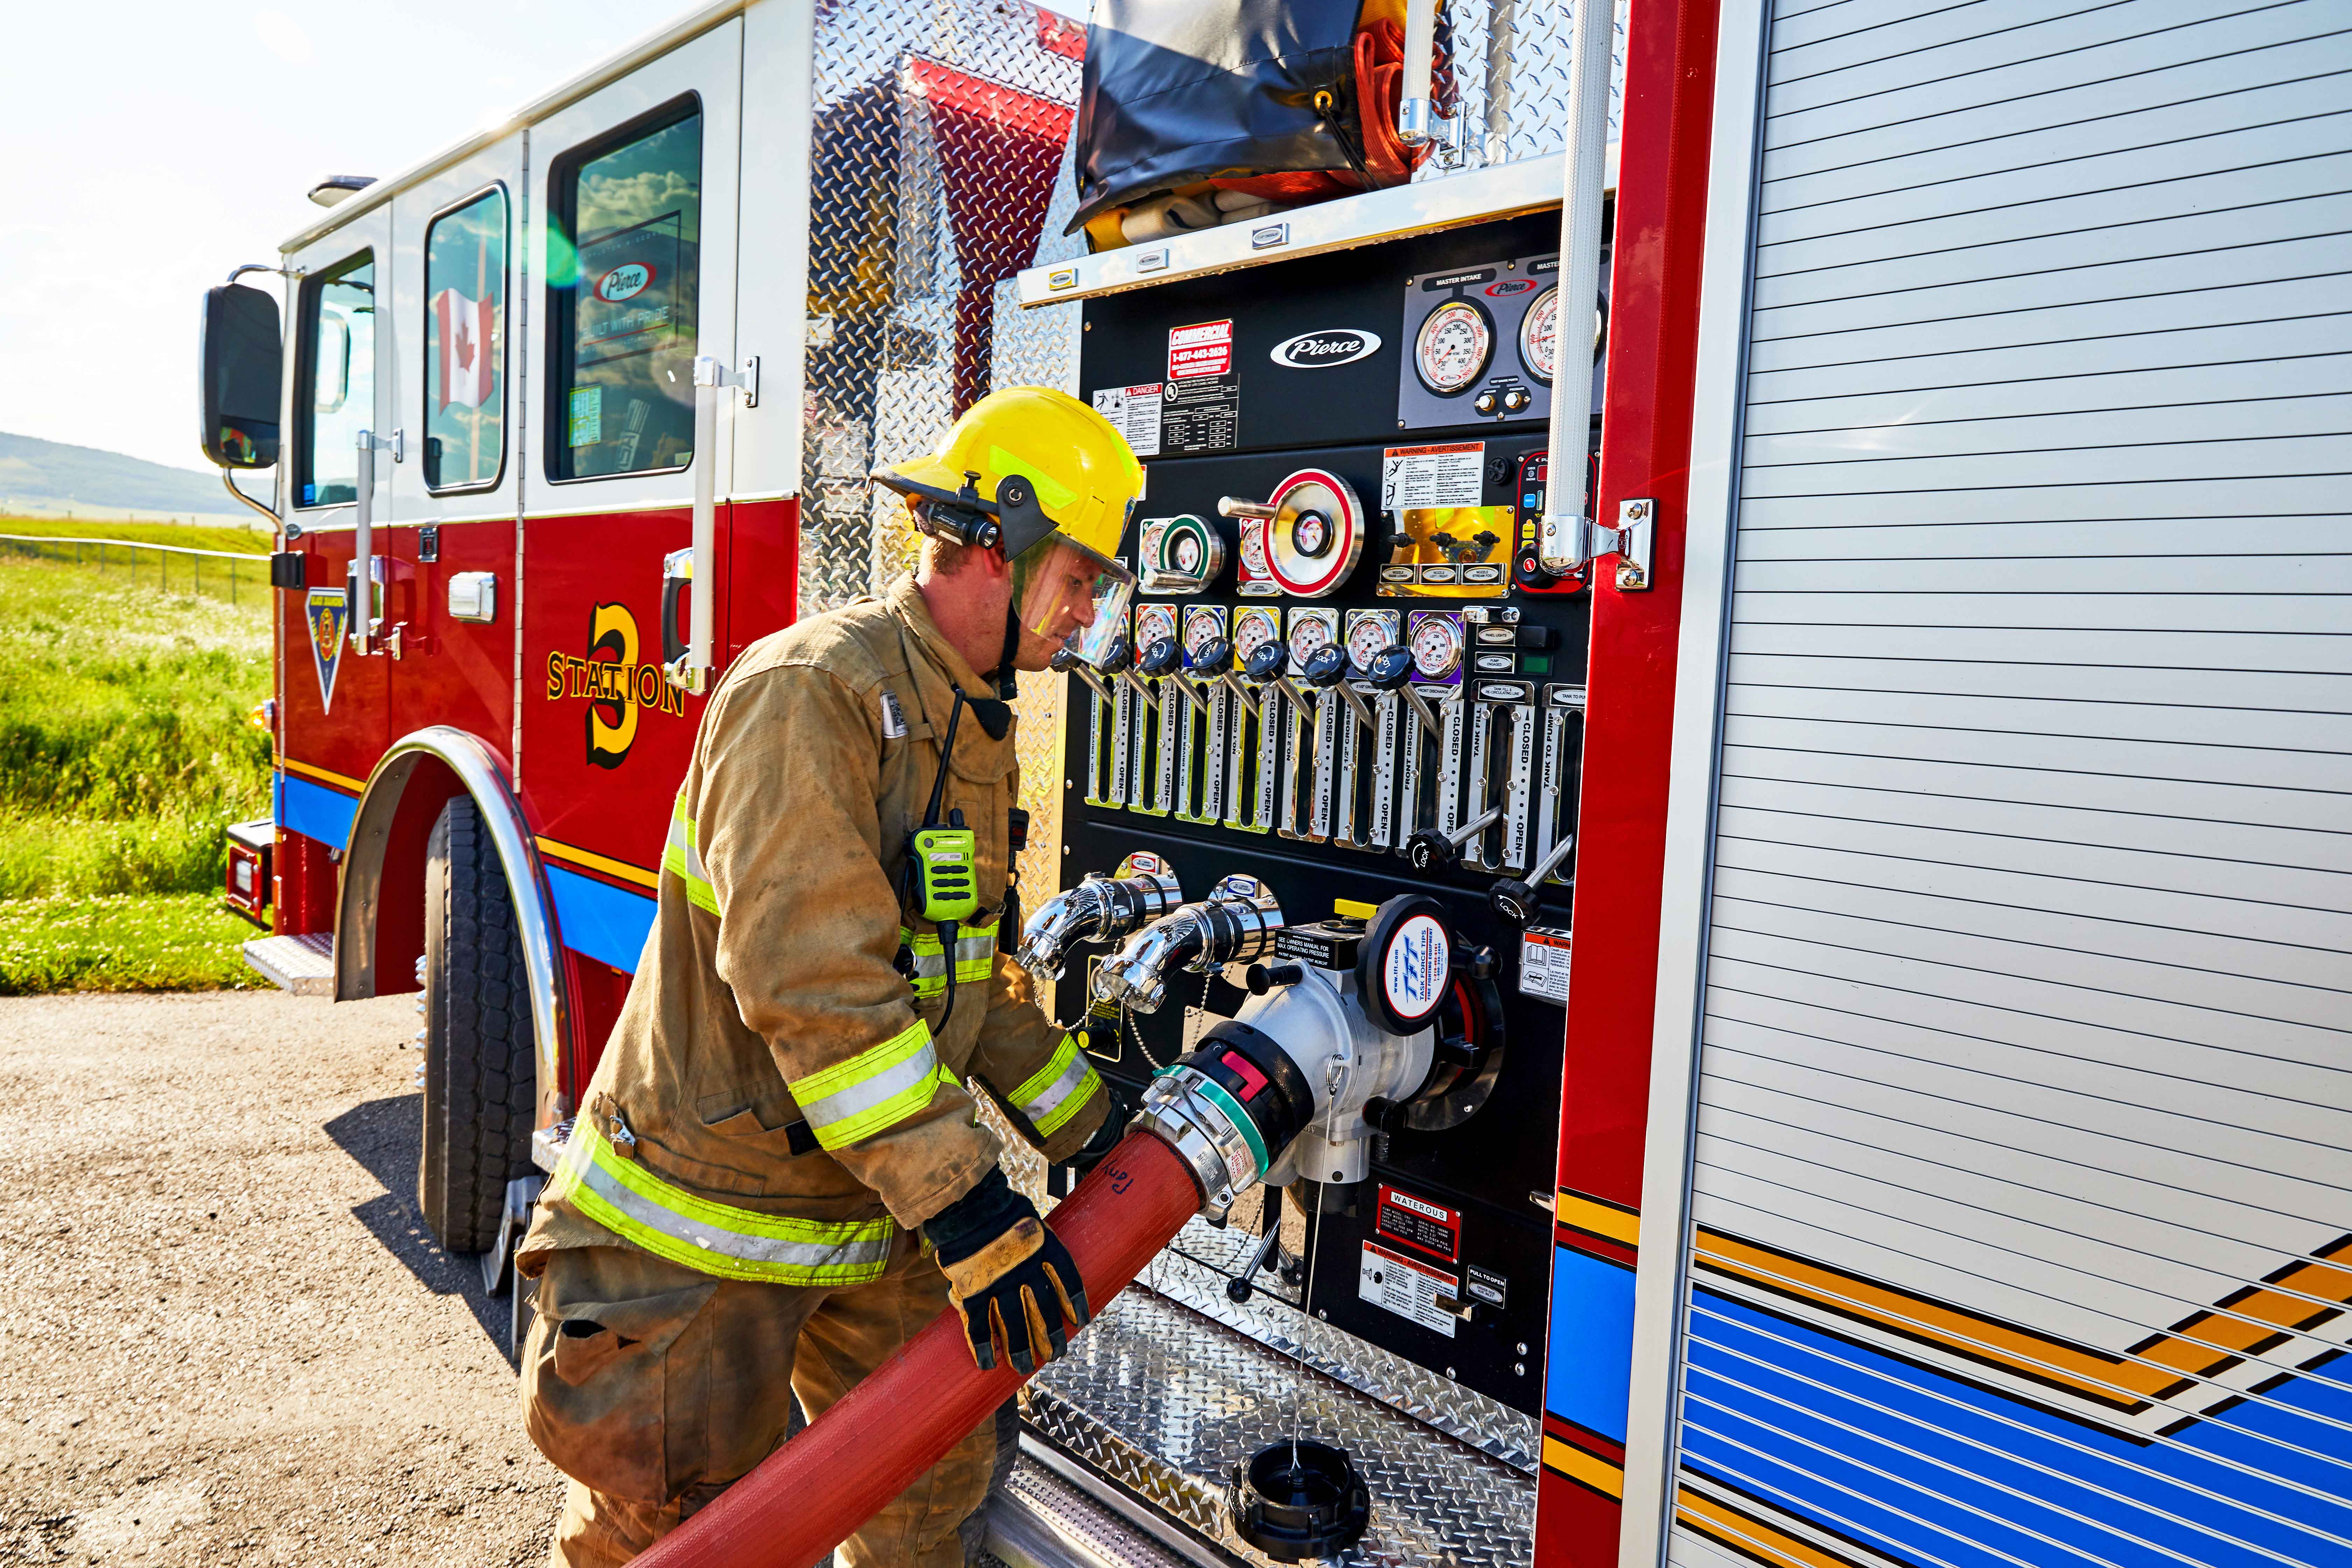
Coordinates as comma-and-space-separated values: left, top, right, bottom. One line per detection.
1019, 1270, 1536, 1568
242, 932, 335, 995
986, 1449, 1224, 1568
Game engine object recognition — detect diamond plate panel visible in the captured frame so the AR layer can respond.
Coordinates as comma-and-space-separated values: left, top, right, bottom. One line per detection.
1023, 1286, 1536, 1568
1426, 0, 1629, 174
1142, 1238, 1539, 1474
990, 1456, 1203, 1568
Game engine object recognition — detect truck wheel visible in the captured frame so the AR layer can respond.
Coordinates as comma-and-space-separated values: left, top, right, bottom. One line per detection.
419, 796, 538, 1255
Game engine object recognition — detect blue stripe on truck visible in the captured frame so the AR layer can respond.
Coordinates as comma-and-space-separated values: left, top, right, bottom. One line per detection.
275, 771, 357, 850
544, 863, 656, 973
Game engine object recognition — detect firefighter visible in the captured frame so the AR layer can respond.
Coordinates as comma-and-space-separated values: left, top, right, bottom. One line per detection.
515, 386, 1144, 1568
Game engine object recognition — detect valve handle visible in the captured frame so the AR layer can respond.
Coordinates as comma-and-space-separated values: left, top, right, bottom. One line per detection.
1098, 635, 1136, 676
1187, 636, 1235, 676
1404, 804, 1505, 874
1138, 636, 1183, 679
1301, 645, 1349, 688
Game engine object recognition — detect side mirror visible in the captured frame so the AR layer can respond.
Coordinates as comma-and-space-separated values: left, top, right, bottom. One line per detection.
199, 282, 282, 470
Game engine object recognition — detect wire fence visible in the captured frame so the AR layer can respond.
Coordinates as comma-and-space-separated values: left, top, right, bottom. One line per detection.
0, 533, 272, 608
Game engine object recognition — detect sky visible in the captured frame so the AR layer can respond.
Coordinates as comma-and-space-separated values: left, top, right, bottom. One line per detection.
0, 0, 1086, 477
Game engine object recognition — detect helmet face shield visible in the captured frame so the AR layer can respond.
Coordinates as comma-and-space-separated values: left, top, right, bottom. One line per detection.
1013, 535, 1133, 665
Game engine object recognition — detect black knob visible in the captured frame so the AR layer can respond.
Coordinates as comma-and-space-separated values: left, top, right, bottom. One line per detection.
1226, 1277, 1255, 1304
1244, 643, 1288, 682
1302, 645, 1348, 688
1188, 636, 1234, 675
1405, 830, 1458, 874
1516, 552, 1558, 589
1488, 877, 1541, 925
1364, 645, 1414, 691
1139, 637, 1182, 678
1049, 645, 1083, 673
1099, 635, 1135, 675
1245, 962, 1305, 995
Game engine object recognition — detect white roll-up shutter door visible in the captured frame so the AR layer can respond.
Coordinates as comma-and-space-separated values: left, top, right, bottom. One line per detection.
1660, 1, 2352, 1566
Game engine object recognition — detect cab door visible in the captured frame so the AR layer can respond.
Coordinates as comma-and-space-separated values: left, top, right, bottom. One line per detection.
386, 136, 527, 758
280, 208, 394, 855
518, 22, 741, 990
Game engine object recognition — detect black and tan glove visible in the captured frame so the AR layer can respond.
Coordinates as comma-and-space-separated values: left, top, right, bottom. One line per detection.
924, 1167, 1091, 1374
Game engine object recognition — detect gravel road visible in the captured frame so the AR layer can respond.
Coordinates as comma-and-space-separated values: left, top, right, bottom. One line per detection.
0, 990, 564, 1565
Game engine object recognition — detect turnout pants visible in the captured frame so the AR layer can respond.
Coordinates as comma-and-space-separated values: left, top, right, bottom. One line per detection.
521, 1231, 1007, 1568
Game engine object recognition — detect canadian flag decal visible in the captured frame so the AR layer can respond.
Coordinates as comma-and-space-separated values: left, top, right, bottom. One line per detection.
432, 288, 497, 411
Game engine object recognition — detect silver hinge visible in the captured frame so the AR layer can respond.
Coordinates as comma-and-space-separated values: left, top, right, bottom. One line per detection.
1539, 497, 1655, 592
692, 354, 759, 408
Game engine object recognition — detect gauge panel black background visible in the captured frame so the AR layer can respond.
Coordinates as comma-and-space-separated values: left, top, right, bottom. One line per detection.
1061, 216, 1605, 1414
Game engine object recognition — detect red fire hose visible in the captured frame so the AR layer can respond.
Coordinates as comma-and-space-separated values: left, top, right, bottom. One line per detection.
632, 1129, 1206, 1568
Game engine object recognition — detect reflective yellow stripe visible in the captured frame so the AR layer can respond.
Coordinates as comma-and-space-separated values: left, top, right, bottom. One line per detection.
789, 1019, 952, 1149
663, 791, 718, 915
547, 1121, 895, 1285
901, 926, 996, 999
1010, 1033, 1100, 1139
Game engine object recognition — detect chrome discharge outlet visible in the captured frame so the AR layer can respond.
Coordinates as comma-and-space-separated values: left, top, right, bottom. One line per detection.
1016, 863, 1183, 981
1092, 875, 1284, 1014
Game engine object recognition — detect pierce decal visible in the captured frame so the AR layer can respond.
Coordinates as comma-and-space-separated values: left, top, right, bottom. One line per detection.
306, 587, 347, 714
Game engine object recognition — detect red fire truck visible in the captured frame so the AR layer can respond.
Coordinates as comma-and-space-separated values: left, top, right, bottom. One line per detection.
197, 0, 2350, 1566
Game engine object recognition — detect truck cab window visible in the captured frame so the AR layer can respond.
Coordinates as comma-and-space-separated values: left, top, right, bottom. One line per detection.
296, 251, 375, 508
548, 99, 701, 482
423, 188, 508, 491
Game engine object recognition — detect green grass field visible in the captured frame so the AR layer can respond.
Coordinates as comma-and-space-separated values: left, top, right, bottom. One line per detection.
0, 518, 274, 992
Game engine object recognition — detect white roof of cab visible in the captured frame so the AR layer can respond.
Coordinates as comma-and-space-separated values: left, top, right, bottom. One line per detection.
279, 0, 756, 255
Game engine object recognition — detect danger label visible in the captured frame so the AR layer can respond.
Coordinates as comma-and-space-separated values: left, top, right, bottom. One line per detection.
1168, 319, 1233, 379
1092, 383, 1163, 458
1359, 1241, 1458, 1338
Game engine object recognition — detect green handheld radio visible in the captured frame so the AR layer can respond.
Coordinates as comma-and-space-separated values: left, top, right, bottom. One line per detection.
906, 689, 981, 1030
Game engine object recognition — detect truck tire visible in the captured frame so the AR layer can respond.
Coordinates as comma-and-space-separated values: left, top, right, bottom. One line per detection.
419, 796, 538, 1256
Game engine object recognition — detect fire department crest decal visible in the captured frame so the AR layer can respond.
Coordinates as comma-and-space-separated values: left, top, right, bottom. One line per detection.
306, 588, 348, 714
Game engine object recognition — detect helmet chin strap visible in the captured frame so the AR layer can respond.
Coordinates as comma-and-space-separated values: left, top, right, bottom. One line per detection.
990, 601, 1021, 702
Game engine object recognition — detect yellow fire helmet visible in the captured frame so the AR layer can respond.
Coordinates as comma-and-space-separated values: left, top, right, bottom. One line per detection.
874, 386, 1143, 667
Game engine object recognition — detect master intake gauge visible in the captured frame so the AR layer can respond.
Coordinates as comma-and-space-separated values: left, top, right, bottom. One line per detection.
1414, 298, 1494, 397
1519, 286, 1559, 386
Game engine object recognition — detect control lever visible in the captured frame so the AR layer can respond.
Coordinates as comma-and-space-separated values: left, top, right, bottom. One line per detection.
1362, 645, 1441, 732
1049, 644, 1116, 706
1225, 1223, 1286, 1306
1302, 645, 1376, 731
1404, 804, 1504, 873
1188, 636, 1260, 719
1487, 834, 1577, 925
1244, 642, 1314, 712
1138, 636, 1183, 681
1099, 635, 1160, 715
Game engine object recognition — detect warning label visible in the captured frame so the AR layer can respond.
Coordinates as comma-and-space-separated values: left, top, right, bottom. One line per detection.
1092, 383, 1162, 458
1519, 925, 1572, 1005
1164, 321, 1240, 453
1382, 442, 1484, 512
1359, 1241, 1459, 1338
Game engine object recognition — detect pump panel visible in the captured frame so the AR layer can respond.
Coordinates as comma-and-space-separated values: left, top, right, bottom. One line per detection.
1050, 211, 1602, 1414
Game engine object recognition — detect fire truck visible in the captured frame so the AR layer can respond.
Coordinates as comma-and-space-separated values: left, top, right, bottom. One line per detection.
197, 0, 2350, 1564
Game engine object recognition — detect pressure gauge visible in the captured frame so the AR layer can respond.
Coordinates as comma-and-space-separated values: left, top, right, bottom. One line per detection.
1135, 602, 1178, 651
1414, 299, 1494, 396
1519, 286, 1559, 386
1294, 510, 1331, 558
1408, 613, 1464, 681
1239, 522, 1268, 577
1233, 607, 1279, 666
1288, 612, 1334, 667
1345, 612, 1396, 674
1182, 606, 1225, 659
1145, 513, 1224, 590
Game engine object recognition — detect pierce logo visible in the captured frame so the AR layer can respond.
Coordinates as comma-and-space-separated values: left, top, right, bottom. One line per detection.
1485, 279, 1536, 297
1269, 329, 1382, 369
596, 263, 655, 303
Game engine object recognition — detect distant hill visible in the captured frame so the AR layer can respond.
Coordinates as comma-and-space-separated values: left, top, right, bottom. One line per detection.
0, 431, 239, 518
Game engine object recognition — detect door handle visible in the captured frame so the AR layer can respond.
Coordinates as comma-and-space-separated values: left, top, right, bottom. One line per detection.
669, 357, 757, 694
660, 548, 693, 668
348, 427, 404, 655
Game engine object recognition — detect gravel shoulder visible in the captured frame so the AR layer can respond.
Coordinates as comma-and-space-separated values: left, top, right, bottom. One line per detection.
0, 990, 563, 1565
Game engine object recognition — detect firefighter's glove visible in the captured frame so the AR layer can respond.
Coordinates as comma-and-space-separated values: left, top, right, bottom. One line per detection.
925, 1167, 1090, 1375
